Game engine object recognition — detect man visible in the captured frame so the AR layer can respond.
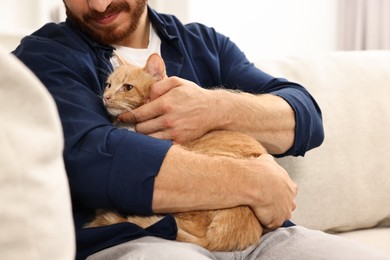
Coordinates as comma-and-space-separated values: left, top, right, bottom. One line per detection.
13, 1, 388, 259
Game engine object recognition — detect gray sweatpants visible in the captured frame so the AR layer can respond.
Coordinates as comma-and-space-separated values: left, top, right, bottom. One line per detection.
87, 226, 390, 260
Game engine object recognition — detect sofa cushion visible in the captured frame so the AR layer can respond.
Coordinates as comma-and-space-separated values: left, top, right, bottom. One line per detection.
256, 51, 390, 232
0, 46, 75, 259
337, 228, 390, 256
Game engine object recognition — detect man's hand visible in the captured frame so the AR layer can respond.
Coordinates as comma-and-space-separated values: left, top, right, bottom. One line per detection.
248, 154, 298, 229
118, 76, 220, 143
118, 75, 296, 155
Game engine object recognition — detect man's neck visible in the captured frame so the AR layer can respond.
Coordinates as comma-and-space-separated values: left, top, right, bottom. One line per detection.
117, 9, 150, 49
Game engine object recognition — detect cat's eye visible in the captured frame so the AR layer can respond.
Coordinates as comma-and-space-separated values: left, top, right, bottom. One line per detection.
105, 82, 111, 88
122, 84, 133, 92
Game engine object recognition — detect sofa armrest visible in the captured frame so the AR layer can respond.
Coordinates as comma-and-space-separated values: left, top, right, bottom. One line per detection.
0, 46, 75, 259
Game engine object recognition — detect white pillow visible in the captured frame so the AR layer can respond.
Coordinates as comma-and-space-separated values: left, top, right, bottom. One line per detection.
0, 46, 75, 259
256, 51, 390, 232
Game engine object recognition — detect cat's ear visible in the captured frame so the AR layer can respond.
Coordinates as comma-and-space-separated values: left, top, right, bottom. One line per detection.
113, 51, 129, 66
144, 53, 166, 80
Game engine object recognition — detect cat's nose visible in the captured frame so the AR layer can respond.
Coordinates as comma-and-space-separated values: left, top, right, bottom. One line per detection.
103, 94, 111, 101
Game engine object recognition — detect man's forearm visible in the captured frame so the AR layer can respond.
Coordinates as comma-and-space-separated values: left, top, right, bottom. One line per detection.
212, 91, 295, 155
152, 145, 297, 228
152, 145, 247, 213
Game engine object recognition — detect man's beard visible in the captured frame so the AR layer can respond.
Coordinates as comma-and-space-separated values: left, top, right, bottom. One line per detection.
64, 0, 147, 45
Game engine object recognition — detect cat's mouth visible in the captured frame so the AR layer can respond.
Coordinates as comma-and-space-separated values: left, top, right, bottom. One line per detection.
106, 107, 126, 117
106, 103, 136, 118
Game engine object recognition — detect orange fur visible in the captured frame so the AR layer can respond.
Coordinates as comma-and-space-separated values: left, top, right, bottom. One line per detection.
86, 53, 266, 251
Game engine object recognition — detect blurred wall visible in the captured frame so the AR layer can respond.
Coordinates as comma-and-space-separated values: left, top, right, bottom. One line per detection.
1, 0, 338, 57
150, 0, 338, 59
0, 0, 63, 52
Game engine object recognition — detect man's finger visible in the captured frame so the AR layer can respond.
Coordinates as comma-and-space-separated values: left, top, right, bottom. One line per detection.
117, 111, 137, 124
149, 76, 182, 101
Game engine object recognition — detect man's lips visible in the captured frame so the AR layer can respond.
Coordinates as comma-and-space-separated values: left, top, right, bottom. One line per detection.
94, 12, 120, 25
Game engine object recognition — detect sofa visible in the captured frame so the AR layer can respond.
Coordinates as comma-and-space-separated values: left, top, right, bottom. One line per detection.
0, 45, 75, 260
1, 44, 389, 258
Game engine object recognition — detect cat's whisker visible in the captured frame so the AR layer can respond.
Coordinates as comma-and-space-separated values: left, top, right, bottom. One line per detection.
100, 55, 115, 71
97, 55, 115, 80
97, 68, 113, 80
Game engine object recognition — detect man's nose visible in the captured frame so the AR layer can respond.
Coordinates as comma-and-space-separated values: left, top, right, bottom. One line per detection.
88, 0, 112, 12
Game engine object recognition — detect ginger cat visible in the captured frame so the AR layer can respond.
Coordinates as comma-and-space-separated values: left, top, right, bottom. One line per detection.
85, 53, 266, 251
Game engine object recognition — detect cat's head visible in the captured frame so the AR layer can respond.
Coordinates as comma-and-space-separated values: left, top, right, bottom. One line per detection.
103, 53, 166, 117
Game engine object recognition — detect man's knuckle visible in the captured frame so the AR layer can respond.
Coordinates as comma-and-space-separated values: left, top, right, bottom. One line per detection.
158, 100, 173, 113
169, 76, 180, 84
131, 111, 142, 123
159, 117, 168, 127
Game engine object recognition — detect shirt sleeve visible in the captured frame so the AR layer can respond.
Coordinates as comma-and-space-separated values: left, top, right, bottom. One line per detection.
13, 35, 172, 215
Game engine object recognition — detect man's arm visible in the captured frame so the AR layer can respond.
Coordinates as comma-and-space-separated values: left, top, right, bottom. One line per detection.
117, 24, 323, 157
152, 145, 298, 229
210, 90, 296, 155
119, 77, 295, 155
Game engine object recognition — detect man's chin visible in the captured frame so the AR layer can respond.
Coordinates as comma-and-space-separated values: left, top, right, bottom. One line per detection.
84, 24, 132, 45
